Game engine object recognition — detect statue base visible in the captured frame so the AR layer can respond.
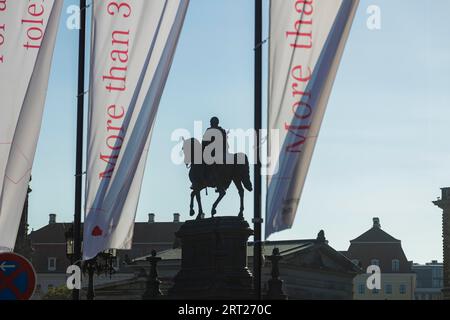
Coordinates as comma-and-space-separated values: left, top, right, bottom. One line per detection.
169, 216, 254, 300
142, 279, 162, 300
264, 279, 288, 300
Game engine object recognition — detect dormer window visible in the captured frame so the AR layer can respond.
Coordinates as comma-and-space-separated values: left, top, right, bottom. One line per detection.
392, 259, 400, 272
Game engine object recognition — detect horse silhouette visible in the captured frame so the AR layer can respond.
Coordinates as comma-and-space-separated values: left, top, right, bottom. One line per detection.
182, 138, 253, 220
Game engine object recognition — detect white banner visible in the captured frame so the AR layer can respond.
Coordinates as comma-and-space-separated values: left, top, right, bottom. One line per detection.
266, 0, 359, 238
84, 0, 189, 260
0, 1, 62, 252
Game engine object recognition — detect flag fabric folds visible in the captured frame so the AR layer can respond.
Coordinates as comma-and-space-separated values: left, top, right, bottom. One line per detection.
0, 1, 62, 252
83, 0, 189, 260
266, 0, 359, 239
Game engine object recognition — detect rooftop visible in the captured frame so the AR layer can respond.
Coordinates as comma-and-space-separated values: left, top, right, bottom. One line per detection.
350, 218, 400, 243
29, 213, 183, 244
134, 233, 362, 274
344, 218, 412, 273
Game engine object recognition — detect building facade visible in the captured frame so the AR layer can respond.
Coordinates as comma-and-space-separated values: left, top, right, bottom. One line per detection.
342, 218, 416, 300
433, 187, 450, 300
29, 213, 182, 298
93, 231, 362, 300
413, 261, 443, 300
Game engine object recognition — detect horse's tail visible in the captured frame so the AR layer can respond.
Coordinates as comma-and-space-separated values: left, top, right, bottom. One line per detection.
240, 154, 253, 192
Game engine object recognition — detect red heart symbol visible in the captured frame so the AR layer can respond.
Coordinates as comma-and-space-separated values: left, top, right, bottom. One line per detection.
92, 226, 103, 237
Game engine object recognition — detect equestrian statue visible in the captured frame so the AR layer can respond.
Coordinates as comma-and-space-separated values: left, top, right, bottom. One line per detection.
182, 117, 253, 220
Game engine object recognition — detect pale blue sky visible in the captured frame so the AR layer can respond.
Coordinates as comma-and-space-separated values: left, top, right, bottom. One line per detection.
29, 0, 450, 264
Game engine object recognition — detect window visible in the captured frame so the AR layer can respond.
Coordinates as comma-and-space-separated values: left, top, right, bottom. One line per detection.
432, 279, 443, 288
399, 284, 407, 294
48, 257, 57, 272
371, 259, 380, 266
392, 259, 400, 272
372, 288, 379, 294
432, 267, 443, 288
385, 284, 393, 294
358, 284, 365, 294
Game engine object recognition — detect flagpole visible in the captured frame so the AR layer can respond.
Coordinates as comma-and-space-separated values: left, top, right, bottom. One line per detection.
73, 0, 87, 301
253, 0, 263, 300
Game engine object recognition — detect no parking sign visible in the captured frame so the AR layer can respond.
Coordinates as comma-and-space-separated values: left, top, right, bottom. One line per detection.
0, 253, 36, 300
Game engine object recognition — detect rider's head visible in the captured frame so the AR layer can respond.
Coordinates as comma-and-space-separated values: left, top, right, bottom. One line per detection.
210, 117, 220, 128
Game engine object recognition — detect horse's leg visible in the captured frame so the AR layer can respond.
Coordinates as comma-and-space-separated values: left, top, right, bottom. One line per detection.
234, 180, 245, 219
211, 189, 226, 217
195, 190, 204, 220
190, 191, 196, 217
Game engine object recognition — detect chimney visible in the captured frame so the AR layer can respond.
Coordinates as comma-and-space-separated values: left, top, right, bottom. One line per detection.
173, 213, 180, 223
148, 213, 155, 223
49, 214, 56, 224
373, 217, 381, 229
442, 187, 450, 200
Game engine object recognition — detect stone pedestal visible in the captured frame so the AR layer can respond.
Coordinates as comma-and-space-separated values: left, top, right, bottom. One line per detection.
264, 279, 287, 300
169, 217, 254, 300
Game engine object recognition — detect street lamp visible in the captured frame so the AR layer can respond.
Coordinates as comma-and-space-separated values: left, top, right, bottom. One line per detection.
83, 249, 118, 300
65, 225, 117, 300
65, 226, 75, 263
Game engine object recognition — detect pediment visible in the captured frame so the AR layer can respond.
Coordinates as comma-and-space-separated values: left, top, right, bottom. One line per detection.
281, 244, 356, 273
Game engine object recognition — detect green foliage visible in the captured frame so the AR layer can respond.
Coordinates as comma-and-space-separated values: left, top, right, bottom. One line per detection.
42, 285, 72, 300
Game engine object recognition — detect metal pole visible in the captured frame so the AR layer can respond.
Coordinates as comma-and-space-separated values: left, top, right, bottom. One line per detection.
73, 0, 87, 301
87, 262, 95, 300
253, 0, 263, 300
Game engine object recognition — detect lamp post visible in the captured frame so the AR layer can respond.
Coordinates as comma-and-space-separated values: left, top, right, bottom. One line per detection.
65, 226, 75, 264
65, 226, 117, 300
82, 250, 117, 300
73, 0, 87, 301
84, 259, 96, 301
253, 0, 263, 300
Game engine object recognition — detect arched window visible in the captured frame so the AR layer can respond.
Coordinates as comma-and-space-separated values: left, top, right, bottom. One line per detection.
371, 259, 380, 266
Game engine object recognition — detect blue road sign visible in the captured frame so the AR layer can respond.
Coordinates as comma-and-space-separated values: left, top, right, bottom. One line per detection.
0, 253, 36, 300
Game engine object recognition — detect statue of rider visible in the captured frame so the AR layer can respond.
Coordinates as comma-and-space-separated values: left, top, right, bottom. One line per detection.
202, 117, 228, 186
